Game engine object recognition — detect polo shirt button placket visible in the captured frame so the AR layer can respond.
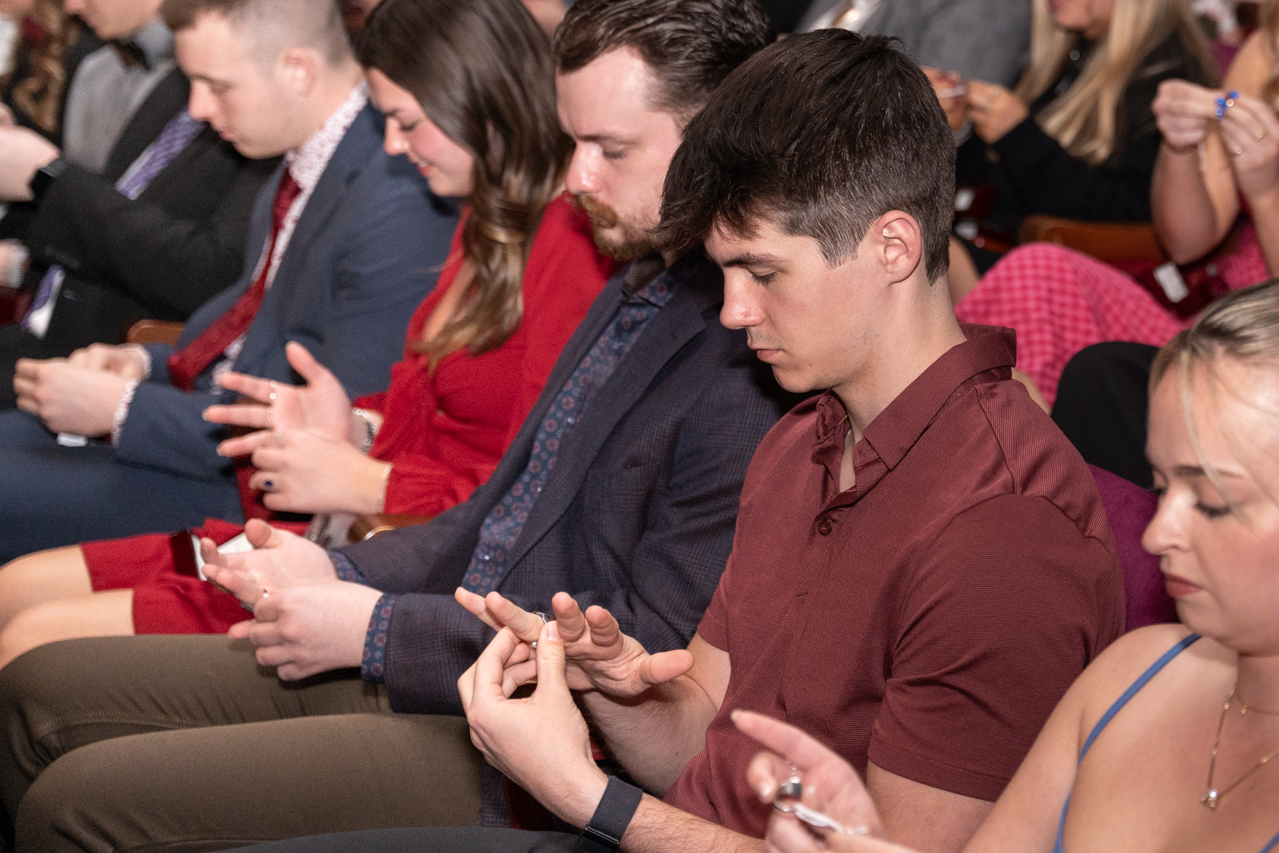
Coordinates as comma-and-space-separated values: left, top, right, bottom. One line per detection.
817, 519, 833, 536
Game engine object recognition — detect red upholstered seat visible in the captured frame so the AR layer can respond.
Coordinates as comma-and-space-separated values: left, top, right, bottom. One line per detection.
1089, 464, 1177, 630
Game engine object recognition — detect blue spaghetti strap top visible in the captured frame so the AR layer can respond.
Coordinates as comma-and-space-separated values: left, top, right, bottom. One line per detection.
1053, 633, 1279, 853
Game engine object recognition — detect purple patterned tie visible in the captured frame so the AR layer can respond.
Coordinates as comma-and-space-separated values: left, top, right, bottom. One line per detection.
23, 110, 204, 336
462, 255, 679, 595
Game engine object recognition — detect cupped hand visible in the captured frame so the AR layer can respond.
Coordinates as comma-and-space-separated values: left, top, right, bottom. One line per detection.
966, 80, 1028, 144
228, 579, 383, 680
460, 624, 608, 826
456, 589, 694, 696
206, 342, 354, 457
0, 127, 58, 201
67, 343, 149, 380
1219, 93, 1279, 199
922, 67, 968, 132
243, 429, 390, 514
200, 519, 339, 611
13, 358, 127, 436
1152, 79, 1221, 153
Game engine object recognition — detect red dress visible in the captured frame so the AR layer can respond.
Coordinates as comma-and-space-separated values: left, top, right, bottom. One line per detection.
954, 223, 1268, 407
82, 195, 615, 632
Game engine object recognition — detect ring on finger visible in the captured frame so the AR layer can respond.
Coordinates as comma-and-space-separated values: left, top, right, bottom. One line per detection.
268, 380, 278, 403
262, 476, 276, 492
1232, 145, 1245, 156
530, 611, 549, 650
273, 430, 283, 448
1256, 129, 1268, 141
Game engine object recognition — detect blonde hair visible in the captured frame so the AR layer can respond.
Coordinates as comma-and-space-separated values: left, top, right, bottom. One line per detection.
1151, 280, 1279, 502
1015, 0, 1215, 166
2, 0, 81, 135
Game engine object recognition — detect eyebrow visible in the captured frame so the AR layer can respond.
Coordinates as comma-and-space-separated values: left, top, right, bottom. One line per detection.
574, 133, 639, 146
716, 252, 780, 269
1149, 462, 1248, 481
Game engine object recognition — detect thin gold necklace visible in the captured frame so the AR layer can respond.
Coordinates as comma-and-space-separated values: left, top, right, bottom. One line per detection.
1202, 686, 1279, 810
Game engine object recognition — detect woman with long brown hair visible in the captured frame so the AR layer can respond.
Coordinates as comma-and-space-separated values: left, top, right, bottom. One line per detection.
0, 0, 614, 656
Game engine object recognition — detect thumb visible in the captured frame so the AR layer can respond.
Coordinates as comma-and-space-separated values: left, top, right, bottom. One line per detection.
285, 342, 329, 385
534, 621, 570, 694
244, 518, 277, 549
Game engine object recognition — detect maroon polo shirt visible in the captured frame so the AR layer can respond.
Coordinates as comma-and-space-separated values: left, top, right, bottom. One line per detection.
663, 325, 1124, 837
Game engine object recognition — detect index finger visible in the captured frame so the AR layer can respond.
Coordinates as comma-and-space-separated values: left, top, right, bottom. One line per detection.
732, 710, 845, 775
483, 591, 548, 642
473, 627, 524, 702
204, 402, 272, 430
214, 371, 281, 405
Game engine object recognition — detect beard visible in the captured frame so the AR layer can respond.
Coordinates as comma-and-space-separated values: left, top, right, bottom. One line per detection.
575, 195, 662, 262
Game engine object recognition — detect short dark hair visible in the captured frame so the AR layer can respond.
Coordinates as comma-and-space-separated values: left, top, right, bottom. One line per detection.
161, 0, 351, 66
553, 0, 775, 120
659, 30, 955, 282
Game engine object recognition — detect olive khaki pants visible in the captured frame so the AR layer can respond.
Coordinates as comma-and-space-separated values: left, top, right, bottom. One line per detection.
0, 635, 484, 853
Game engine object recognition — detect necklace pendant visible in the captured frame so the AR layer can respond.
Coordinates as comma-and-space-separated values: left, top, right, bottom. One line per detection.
1201, 789, 1220, 810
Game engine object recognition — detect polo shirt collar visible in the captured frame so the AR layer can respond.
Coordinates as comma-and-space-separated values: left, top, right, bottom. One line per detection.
813, 323, 1016, 489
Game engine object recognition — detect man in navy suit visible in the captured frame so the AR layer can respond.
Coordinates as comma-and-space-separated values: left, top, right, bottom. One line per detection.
0, 0, 279, 401
0, 1, 796, 849
0, 0, 454, 560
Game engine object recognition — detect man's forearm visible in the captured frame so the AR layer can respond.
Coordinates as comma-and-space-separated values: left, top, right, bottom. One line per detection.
583, 675, 720, 795
618, 794, 763, 853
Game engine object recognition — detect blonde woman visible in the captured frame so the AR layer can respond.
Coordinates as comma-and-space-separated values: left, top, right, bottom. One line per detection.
948, 1, 1279, 411
739, 279, 1279, 853
952, 0, 1215, 263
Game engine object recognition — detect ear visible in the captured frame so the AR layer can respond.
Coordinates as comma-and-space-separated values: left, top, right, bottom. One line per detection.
872, 211, 923, 284
280, 47, 319, 97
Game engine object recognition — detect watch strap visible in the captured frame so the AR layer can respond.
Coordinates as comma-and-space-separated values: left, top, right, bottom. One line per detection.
29, 157, 68, 202
577, 776, 643, 851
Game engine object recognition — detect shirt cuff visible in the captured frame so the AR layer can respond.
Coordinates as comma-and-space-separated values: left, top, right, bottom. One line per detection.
328, 548, 367, 583
361, 593, 397, 683
3, 241, 28, 289
124, 344, 153, 380
110, 378, 140, 446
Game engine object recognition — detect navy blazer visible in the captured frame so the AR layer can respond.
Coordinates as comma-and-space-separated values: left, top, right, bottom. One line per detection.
113, 103, 457, 484
341, 253, 802, 716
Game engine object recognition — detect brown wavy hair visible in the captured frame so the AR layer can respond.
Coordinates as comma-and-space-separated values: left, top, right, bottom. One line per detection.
357, 0, 570, 365
4, 0, 82, 135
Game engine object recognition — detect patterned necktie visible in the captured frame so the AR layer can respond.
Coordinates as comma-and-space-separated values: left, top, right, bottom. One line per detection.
461, 256, 676, 595
166, 168, 302, 391
21, 110, 204, 339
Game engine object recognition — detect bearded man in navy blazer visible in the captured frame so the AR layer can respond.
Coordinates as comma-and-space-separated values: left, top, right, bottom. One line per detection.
0, 1, 800, 850
0, 0, 455, 560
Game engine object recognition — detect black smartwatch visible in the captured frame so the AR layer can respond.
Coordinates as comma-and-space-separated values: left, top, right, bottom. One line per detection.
577, 776, 643, 851
28, 157, 69, 203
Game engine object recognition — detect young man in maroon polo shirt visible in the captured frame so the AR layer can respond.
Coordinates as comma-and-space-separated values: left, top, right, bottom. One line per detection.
446, 29, 1127, 853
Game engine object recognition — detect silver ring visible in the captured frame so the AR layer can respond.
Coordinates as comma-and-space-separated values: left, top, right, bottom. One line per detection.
268, 380, 278, 403
530, 611, 549, 650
